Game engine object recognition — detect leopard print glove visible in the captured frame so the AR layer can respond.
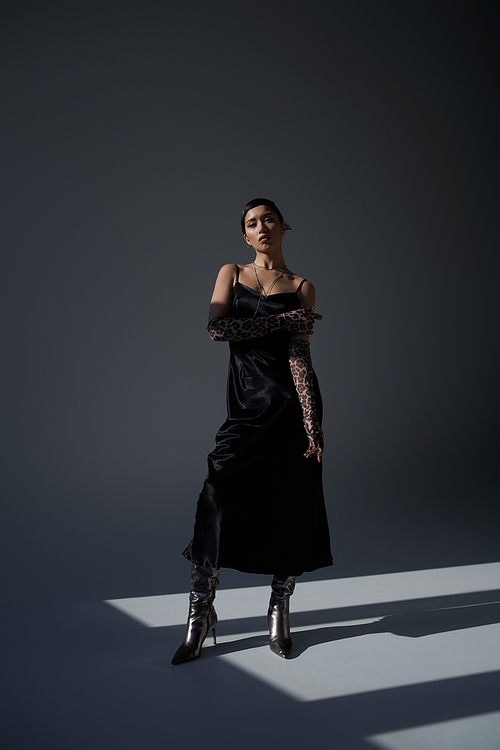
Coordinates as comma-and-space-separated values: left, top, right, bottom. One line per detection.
208, 308, 322, 342
289, 339, 324, 461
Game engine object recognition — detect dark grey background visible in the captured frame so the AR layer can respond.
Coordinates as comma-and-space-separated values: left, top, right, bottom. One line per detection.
1, 0, 498, 605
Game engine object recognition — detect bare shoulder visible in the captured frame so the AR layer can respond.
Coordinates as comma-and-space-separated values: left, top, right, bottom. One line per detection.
281, 268, 315, 304
217, 263, 239, 282
298, 279, 316, 308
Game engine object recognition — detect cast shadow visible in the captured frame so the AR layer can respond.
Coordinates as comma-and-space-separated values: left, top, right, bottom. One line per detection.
290, 600, 500, 658
182, 592, 500, 662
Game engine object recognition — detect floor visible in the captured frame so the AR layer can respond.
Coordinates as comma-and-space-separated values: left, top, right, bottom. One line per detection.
5, 563, 500, 749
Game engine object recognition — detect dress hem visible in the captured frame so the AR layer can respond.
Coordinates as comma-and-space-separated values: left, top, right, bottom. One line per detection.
182, 546, 333, 577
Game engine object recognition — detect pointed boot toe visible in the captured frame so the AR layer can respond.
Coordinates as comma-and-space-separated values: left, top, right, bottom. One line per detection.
269, 637, 292, 659
171, 644, 192, 665
171, 607, 217, 665
171, 641, 199, 665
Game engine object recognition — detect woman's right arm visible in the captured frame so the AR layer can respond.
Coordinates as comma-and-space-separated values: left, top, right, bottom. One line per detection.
207, 265, 321, 342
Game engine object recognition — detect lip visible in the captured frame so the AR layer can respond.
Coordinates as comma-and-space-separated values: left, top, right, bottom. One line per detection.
259, 236, 270, 243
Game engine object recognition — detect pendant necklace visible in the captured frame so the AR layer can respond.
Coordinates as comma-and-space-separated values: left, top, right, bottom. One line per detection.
251, 262, 287, 318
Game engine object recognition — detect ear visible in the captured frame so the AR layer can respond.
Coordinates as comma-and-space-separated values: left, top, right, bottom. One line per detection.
281, 222, 287, 235
244, 235, 252, 245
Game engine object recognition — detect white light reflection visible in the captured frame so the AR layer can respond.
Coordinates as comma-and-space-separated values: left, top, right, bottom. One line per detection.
105, 562, 500, 629
104, 562, 500, 747
365, 711, 500, 750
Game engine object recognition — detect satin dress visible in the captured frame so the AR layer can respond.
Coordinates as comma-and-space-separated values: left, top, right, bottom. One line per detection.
183, 278, 333, 576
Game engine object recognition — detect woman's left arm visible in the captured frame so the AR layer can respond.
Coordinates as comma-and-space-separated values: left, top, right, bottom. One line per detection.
289, 281, 324, 462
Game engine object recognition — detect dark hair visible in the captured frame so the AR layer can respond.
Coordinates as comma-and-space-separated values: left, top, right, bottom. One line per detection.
240, 198, 291, 234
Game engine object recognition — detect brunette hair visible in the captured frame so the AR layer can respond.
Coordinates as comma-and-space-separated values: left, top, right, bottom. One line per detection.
240, 198, 291, 233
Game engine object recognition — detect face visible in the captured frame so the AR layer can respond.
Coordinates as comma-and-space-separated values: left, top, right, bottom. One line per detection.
243, 205, 286, 251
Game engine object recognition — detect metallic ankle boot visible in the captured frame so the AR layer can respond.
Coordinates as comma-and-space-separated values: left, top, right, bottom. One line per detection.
171, 564, 220, 665
268, 575, 296, 659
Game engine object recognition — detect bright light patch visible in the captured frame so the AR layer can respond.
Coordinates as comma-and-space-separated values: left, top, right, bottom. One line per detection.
217, 622, 500, 702
104, 563, 500, 704
105, 562, 500, 628
365, 711, 500, 750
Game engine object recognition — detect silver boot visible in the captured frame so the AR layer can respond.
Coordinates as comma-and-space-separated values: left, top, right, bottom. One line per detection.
171, 564, 220, 665
268, 575, 296, 659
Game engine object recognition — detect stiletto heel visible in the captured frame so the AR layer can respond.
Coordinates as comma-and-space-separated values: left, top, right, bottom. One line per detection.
268, 575, 296, 659
171, 564, 220, 665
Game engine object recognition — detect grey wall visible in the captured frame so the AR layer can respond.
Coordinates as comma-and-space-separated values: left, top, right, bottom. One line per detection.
1, 1, 498, 602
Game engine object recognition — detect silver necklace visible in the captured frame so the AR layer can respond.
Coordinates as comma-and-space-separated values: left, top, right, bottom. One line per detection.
251, 262, 287, 318
252, 261, 287, 270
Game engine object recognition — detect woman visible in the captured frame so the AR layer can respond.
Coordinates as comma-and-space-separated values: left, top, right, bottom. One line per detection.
172, 198, 332, 664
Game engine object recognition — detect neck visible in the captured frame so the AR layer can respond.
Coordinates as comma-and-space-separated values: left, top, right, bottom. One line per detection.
253, 249, 286, 270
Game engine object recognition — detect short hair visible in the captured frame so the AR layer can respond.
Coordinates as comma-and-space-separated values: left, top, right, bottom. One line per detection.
240, 198, 291, 233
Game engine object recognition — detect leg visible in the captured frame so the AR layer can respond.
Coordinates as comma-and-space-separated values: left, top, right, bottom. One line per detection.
171, 564, 220, 665
268, 575, 296, 659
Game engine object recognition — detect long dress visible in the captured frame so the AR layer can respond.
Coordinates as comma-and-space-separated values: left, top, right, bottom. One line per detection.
183, 274, 333, 577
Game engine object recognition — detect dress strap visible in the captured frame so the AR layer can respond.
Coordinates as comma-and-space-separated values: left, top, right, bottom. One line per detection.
234, 264, 240, 285
296, 278, 307, 296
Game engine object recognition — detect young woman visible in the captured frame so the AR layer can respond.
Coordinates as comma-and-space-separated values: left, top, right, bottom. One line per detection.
172, 198, 332, 664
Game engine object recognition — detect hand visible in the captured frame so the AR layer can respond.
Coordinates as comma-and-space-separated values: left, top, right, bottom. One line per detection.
304, 426, 324, 462
279, 307, 322, 335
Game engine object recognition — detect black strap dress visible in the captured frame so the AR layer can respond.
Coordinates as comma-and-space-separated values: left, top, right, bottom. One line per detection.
183, 271, 333, 577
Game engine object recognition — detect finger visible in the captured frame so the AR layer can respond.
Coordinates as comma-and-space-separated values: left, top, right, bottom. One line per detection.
304, 449, 320, 459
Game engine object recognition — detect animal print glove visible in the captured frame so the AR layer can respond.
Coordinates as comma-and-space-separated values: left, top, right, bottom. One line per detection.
208, 308, 322, 342
289, 339, 324, 461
